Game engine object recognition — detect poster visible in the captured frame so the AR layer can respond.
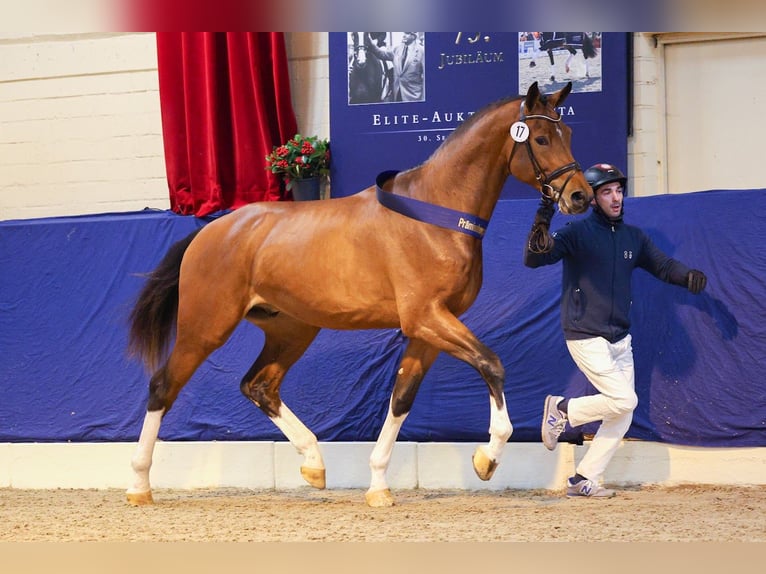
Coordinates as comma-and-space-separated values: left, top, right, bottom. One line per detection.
328, 32, 628, 199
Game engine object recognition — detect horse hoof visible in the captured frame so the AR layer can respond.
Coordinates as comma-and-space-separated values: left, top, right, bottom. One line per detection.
300, 466, 326, 489
126, 490, 154, 506
365, 488, 395, 507
472, 446, 498, 481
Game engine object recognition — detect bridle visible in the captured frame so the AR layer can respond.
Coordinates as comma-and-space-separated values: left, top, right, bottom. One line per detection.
508, 100, 581, 205
351, 33, 367, 65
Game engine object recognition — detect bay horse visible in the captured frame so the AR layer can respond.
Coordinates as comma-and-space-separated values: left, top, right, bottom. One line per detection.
127, 81, 592, 508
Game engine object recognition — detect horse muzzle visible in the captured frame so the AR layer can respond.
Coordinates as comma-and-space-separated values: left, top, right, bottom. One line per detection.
559, 188, 591, 215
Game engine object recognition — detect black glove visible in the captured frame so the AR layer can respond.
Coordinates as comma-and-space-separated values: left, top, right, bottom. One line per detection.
527, 198, 555, 254
534, 198, 555, 226
687, 269, 707, 294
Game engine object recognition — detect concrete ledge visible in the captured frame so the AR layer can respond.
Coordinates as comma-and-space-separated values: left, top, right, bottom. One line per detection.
0, 441, 763, 490
596, 441, 766, 486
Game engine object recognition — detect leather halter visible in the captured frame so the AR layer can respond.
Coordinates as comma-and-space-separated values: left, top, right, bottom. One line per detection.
508, 101, 581, 204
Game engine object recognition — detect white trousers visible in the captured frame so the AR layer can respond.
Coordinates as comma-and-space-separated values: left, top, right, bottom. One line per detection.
565, 334, 638, 483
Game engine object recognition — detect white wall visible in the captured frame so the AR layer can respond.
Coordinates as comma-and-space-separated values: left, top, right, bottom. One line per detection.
0, 33, 169, 219
284, 33, 330, 141
629, 32, 766, 197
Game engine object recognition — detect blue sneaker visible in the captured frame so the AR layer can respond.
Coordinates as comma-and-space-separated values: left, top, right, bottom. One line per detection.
541, 395, 566, 450
566, 477, 616, 498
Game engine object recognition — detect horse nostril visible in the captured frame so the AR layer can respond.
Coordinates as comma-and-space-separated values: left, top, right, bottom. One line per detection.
571, 191, 585, 205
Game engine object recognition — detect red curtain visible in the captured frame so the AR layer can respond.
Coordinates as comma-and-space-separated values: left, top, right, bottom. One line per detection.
156, 32, 298, 216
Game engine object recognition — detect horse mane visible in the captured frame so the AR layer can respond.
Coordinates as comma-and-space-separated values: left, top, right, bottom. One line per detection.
405, 95, 522, 174
446, 96, 517, 141
441, 90, 555, 149
442, 90, 555, 147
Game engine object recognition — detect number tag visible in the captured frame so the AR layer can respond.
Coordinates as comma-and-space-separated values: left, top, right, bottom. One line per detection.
510, 121, 529, 142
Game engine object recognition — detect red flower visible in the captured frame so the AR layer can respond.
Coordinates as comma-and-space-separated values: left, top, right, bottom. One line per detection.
265, 134, 330, 191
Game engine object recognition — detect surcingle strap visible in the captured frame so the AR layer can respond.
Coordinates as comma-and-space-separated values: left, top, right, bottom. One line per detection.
375, 171, 489, 240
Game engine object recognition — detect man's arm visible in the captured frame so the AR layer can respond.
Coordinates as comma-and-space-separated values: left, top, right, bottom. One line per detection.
364, 34, 393, 61
637, 232, 707, 294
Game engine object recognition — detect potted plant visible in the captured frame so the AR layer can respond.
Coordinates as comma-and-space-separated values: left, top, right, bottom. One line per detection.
265, 134, 330, 200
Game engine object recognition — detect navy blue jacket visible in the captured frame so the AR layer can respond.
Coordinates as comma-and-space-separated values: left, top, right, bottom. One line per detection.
524, 208, 691, 343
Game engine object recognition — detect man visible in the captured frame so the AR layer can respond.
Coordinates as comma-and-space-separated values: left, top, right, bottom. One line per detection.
364, 32, 424, 102
523, 163, 708, 498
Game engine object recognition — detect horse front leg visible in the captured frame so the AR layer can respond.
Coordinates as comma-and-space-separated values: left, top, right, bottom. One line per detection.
240, 320, 325, 488
406, 307, 513, 482
266, 402, 326, 488
472, 388, 513, 481
366, 339, 439, 507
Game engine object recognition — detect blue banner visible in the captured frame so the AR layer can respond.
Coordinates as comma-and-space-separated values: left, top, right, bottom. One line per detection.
329, 32, 628, 199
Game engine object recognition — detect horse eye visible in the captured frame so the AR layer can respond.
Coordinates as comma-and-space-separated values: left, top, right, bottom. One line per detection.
535, 136, 549, 145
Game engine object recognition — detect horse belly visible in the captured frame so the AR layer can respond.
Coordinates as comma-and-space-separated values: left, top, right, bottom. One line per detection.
251, 238, 401, 329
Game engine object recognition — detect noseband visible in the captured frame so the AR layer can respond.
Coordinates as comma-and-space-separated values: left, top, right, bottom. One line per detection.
508, 101, 581, 204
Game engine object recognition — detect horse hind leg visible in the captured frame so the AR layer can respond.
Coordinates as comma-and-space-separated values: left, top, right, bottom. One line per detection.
127, 335, 224, 505
366, 339, 439, 507
127, 266, 247, 506
240, 315, 324, 488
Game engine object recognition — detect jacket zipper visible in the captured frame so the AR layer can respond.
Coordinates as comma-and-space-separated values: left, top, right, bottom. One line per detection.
609, 224, 616, 340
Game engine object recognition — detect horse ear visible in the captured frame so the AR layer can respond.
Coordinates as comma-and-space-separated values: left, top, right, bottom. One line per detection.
549, 82, 573, 107
525, 81, 541, 110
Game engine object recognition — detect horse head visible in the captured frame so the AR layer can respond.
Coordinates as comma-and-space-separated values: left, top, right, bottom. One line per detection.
351, 32, 367, 67
509, 81, 593, 214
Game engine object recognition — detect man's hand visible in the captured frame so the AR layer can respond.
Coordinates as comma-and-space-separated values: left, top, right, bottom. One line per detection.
534, 199, 555, 226
687, 270, 707, 294
527, 198, 555, 254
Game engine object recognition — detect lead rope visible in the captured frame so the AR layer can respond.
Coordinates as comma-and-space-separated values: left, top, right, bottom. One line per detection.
527, 196, 556, 254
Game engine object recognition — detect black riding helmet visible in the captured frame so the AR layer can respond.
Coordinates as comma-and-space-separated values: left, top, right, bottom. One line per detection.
584, 163, 627, 196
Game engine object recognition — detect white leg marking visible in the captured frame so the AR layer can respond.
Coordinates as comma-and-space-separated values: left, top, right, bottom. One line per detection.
367, 402, 408, 495
270, 403, 324, 471
127, 408, 163, 495
483, 397, 513, 463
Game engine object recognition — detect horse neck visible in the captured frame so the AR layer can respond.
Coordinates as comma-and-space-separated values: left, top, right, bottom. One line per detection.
417, 101, 519, 221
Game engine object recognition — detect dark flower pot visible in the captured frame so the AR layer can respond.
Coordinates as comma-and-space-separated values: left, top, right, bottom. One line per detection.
290, 177, 321, 201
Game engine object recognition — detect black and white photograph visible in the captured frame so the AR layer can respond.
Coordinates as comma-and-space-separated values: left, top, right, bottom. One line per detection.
347, 32, 425, 104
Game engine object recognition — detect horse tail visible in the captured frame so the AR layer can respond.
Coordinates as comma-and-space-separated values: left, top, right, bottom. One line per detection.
128, 228, 202, 371
582, 33, 597, 59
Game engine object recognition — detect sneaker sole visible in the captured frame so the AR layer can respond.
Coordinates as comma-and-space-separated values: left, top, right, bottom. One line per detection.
566, 490, 616, 499
541, 395, 560, 451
